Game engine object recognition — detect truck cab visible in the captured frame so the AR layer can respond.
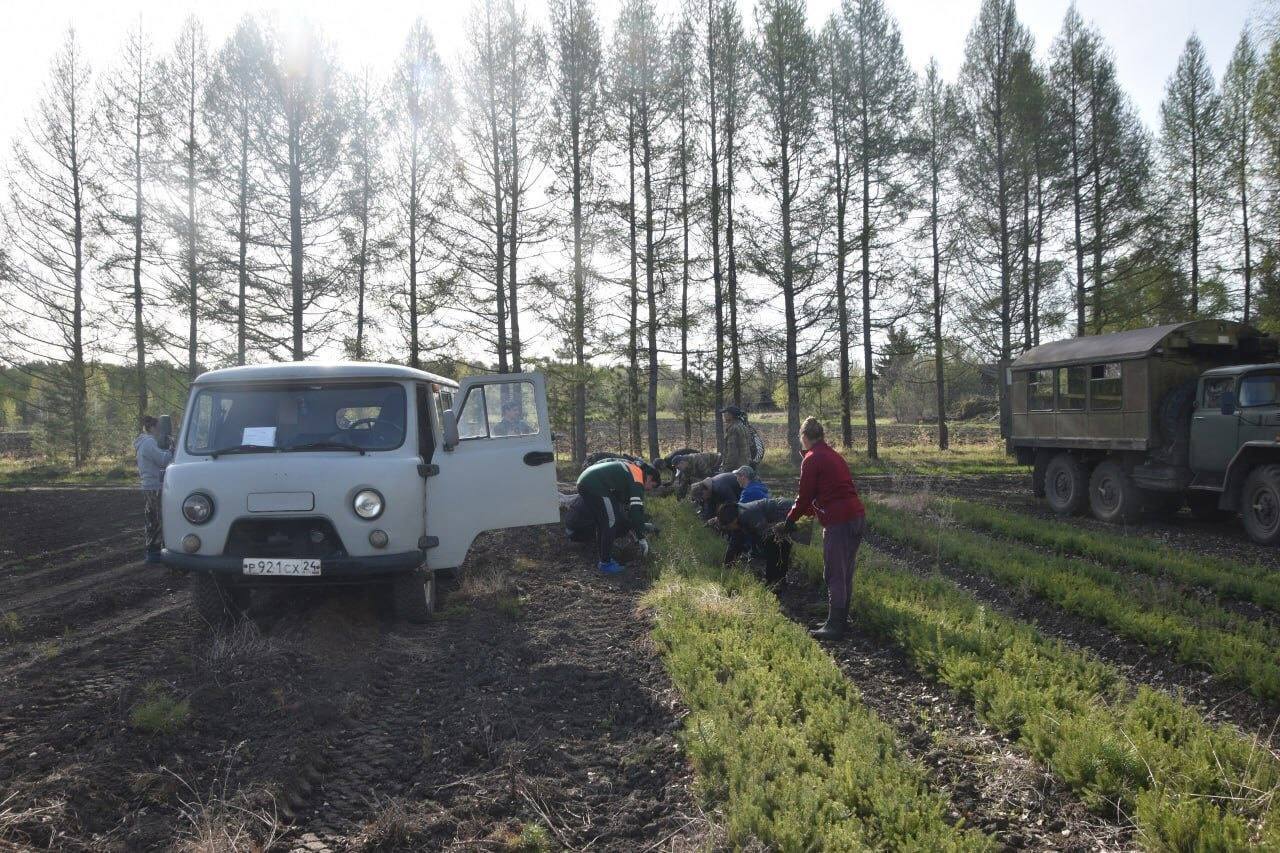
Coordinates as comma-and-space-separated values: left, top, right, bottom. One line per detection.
1002, 320, 1280, 544
160, 363, 559, 623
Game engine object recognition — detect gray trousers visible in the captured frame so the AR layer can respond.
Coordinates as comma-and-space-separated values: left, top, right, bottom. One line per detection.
822, 516, 865, 609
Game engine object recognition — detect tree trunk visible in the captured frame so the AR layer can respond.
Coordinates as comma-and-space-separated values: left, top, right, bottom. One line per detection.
707, 2, 725, 453
132, 65, 147, 429
626, 107, 641, 456
643, 111, 659, 461
931, 134, 948, 451
236, 103, 249, 366
186, 53, 199, 379
570, 86, 587, 466
408, 128, 420, 368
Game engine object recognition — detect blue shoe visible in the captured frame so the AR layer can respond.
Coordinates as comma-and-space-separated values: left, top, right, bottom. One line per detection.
597, 559, 624, 575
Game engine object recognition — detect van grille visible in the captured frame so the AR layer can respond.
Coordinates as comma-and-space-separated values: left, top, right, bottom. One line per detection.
223, 518, 348, 559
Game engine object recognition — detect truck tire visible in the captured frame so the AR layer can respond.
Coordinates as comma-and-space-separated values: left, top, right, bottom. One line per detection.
1044, 453, 1088, 516
1089, 461, 1144, 524
192, 574, 247, 627
1240, 466, 1280, 545
391, 570, 437, 623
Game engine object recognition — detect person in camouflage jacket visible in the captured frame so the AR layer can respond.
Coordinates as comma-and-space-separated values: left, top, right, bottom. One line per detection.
670, 451, 721, 500
720, 405, 752, 472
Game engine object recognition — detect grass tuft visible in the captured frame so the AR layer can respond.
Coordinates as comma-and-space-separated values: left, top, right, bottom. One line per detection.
129, 681, 191, 735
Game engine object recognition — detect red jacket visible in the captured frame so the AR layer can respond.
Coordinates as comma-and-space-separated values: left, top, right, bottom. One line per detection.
786, 440, 865, 527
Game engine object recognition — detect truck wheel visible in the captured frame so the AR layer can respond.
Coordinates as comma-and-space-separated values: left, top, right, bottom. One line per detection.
391, 570, 437, 623
192, 574, 246, 627
1044, 453, 1088, 515
1089, 461, 1143, 524
1187, 492, 1228, 522
1241, 466, 1280, 545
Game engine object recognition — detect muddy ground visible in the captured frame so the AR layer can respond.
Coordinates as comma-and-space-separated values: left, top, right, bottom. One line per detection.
0, 488, 706, 852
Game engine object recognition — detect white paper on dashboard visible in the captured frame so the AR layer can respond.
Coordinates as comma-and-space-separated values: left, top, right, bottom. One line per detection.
242, 426, 277, 447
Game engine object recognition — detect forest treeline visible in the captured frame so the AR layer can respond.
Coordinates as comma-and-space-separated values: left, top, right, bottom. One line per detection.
0, 0, 1277, 467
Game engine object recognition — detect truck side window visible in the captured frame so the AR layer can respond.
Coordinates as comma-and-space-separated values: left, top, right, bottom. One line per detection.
1238, 373, 1279, 407
1089, 363, 1122, 411
1204, 377, 1234, 409
1057, 366, 1086, 411
457, 388, 490, 439
1028, 370, 1054, 411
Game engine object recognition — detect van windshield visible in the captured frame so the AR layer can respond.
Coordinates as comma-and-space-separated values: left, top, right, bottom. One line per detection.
185, 382, 408, 455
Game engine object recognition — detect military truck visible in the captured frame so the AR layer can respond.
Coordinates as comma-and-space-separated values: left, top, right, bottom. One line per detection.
1001, 319, 1280, 544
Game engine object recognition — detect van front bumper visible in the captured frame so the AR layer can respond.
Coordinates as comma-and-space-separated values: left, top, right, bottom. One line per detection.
159, 549, 426, 580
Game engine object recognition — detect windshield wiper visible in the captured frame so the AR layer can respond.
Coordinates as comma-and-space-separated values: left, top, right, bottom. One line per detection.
281, 440, 366, 455
210, 444, 279, 459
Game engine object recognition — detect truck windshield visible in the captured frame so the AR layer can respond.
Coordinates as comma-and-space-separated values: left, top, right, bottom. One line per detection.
185, 382, 408, 455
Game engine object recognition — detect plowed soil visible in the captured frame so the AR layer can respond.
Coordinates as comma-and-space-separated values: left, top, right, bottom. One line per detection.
0, 489, 706, 852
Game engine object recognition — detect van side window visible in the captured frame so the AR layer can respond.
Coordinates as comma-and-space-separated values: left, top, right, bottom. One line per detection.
1027, 370, 1054, 411
1057, 366, 1086, 411
1203, 377, 1234, 409
1089, 363, 1122, 411
1239, 372, 1280, 407
416, 384, 435, 461
456, 381, 541, 440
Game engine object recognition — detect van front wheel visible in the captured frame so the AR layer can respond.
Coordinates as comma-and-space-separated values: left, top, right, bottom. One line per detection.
391, 570, 437, 623
1241, 466, 1280, 545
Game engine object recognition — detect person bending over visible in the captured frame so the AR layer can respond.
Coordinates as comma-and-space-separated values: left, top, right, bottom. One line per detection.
718, 498, 793, 591
575, 458, 659, 574
689, 471, 742, 522
733, 465, 769, 502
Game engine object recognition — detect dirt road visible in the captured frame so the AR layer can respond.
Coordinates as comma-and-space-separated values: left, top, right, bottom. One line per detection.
0, 489, 704, 851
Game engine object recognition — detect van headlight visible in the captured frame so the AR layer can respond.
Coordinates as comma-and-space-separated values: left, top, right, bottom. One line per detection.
182, 493, 214, 524
353, 489, 384, 520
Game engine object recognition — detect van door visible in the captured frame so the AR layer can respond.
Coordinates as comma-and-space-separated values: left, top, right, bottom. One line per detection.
425, 372, 560, 569
1190, 376, 1240, 482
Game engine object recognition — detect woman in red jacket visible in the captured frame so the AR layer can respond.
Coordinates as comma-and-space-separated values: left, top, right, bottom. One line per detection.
782, 417, 865, 639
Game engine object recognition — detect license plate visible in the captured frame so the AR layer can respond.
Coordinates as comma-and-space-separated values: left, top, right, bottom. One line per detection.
242, 558, 322, 576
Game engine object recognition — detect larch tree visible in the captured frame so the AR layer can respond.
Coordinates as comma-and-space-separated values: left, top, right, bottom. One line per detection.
341, 69, 391, 361
751, 0, 821, 464
386, 20, 455, 369
842, 0, 916, 461
545, 0, 605, 465
205, 16, 266, 366
254, 20, 349, 360
701, 0, 727, 448
1, 29, 98, 464
1159, 34, 1223, 317
717, 0, 749, 407
156, 16, 213, 381
819, 17, 856, 449
1048, 3, 1093, 334
954, 0, 1029, 365
669, 11, 700, 443
1221, 29, 1260, 321
96, 19, 161, 429
913, 59, 958, 450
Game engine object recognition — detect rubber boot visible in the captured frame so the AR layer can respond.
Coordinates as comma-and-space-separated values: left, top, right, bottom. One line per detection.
810, 607, 848, 640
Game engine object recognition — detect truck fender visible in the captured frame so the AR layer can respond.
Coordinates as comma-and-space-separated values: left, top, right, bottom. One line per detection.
1220, 442, 1280, 511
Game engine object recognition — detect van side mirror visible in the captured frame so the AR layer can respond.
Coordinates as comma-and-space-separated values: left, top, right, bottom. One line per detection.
157, 414, 173, 450
442, 409, 460, 450
1220, 391, 1237, 416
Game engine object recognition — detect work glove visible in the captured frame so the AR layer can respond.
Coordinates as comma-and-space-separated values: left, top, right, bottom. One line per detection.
643, 522, 659, 536
637, 538, 650, 558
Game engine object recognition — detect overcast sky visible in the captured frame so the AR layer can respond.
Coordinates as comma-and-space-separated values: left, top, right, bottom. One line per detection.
0, 0, 1267, 156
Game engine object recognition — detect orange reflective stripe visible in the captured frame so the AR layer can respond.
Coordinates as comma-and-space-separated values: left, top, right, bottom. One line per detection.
626, 462, 644, 485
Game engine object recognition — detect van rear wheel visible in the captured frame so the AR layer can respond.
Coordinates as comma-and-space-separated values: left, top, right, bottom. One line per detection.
391, 570, 437, 623
1089, 461, 1143, 524
1241, 466, 1280, 545
1044, 453, 1088, 516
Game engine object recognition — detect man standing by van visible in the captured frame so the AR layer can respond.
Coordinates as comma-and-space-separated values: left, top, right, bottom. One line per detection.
576, 458, 659, 574
134, 415, 173, 563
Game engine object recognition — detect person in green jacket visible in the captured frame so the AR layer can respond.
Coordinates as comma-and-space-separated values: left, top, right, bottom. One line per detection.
576, 459, 659, 574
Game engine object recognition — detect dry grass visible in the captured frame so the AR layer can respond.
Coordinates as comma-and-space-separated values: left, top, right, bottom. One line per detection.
168, 748, 281, 853
199, 620, 285, 682
0, 792, 65, 847
354, 796, 437, 851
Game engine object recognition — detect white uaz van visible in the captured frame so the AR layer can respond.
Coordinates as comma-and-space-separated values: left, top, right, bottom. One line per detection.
159, 363, 559, 623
